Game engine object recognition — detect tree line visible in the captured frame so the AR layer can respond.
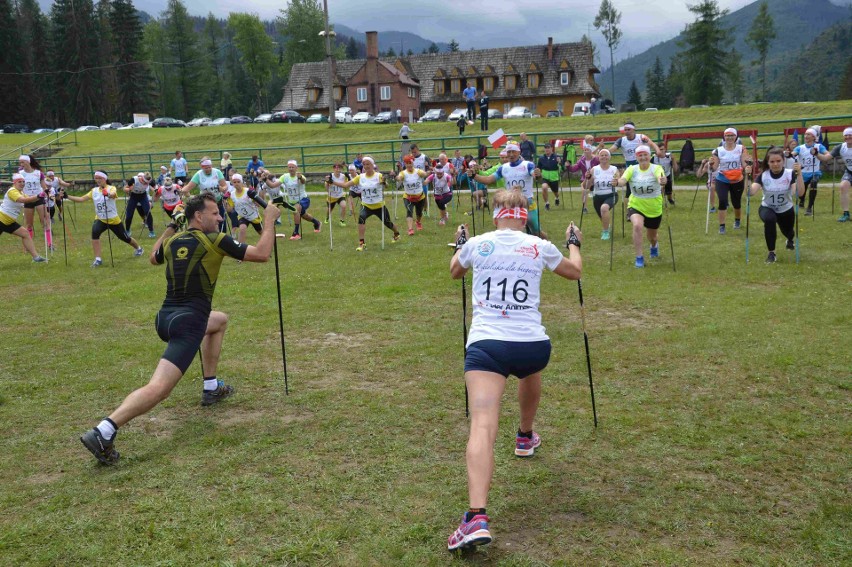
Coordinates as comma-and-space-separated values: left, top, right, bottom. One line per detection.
0, 0, 347, 127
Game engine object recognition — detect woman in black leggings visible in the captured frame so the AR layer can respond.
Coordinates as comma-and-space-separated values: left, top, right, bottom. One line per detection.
747, 147, 805, 264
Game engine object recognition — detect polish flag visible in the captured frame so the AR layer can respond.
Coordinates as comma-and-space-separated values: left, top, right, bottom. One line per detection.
554, 139, 563, 148
749, 133, 757, 147
487, 129, 508, 149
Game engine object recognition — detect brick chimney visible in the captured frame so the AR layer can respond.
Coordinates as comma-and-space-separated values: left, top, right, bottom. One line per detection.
366, 31, 379, 60
365, 31, 379, 114
547, 37, 553, 61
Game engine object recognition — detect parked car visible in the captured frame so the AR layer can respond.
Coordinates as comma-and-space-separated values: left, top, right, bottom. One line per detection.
352, 112, 374, 123
570, 102, 591, 117
151, 117, 186, 128
99, 122, 123, 130
447, 108, 468, 121
230, 115, 252, 124
54, 127, 73, 133
209, 117, 231, 126
418, 108, 447, 122
187, 117, 211, 127
253, 113, 273, 123
271, 110, 306, 123
373, 111, 397, 124
76, 125, 99, 131
2, 124, 30, 133
487, 109, 503, 120
32, 128, 54, 134
306, 113, 329, 123
117, 123, 138, 130
506, 106, 532, 119
545, 110, 563, 118
334, 107, 353, 123
644, 107, 659, 112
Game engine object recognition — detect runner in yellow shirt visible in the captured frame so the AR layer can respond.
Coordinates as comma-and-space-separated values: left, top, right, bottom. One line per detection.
0, 173, 48, 262
615, 145, 667, 268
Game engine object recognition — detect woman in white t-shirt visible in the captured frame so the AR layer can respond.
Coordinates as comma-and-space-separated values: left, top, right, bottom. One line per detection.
447, 188, 583, 551
747, 147, 804, 263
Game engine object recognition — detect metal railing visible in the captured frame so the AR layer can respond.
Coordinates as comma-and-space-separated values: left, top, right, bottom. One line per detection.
0, 129, 78, 163
2, 114, 848, 183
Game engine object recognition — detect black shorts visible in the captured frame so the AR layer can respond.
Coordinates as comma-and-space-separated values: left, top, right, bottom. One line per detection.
349, 190, 362, 199
174, 176, 188, 184
24, 197, 45, 209
1, 220, 21, 234
593, 193, 619, 217
405, 198, 426, 218
627, 208, 662, 229
358, 205, 391, 225
464, 339, 552, 378
155, 308, 208, 374
92, 220, 132, 243
238, 218, 262, 233
542, 178, 559, 192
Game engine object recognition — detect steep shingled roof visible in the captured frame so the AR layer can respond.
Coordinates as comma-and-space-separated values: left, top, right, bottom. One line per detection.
274, 39, 599, 112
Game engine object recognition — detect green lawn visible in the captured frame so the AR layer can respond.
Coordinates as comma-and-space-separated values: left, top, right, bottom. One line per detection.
1, 101, 849, 182
0, 187, 849, 565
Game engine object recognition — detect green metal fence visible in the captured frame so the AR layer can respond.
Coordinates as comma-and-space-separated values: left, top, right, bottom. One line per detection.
3, 115, 848, 182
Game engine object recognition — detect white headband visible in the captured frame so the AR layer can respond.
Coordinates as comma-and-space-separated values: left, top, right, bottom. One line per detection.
724, 128, 737, 136
287, 160, 298, 167
18, 155, 30, 163
46, 170, 55, 176
635, 145, 651, 155
348, 165, 357, 170
844, 127, 852, 137
499, 151, 508, 157
622, 123, 635, 130
598, 149, 611, 157
805, 128, 817, 138
200, 159, 213, 167
12, 173, 24, 181
231, 174, 243, 182
94, 171, 107, 179
505, 143, 520, 152
137, 172, 145, 178
362, 156, 375, 165
160, 166, 168, 170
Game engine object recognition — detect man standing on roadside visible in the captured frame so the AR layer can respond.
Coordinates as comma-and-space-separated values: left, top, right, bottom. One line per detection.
478, 91, 490, 132
463, 82, 477, 121
520, 133, 536, 162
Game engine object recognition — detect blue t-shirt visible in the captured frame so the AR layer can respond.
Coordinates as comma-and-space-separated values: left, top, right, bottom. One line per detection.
170, 157, 187, 176
463, 87, 477, 101
246, 159, 264, 174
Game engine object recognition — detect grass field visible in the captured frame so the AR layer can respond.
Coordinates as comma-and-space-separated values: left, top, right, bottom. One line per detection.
1, 101, 849, 183
0, 183, 849, 565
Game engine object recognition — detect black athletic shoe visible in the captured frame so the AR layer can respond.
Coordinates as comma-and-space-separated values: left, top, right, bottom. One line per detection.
555, 198, 560, 206
668, 198, 675, 205
786, 239, 795, 250
201, 380, 234, 406
766, 251, 777, 264
80, 428, 120, 465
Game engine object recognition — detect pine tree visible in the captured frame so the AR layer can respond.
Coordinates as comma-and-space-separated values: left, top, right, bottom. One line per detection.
386, 46, 396, 57
0, 0, 25, 124
644, 56, 671, 109
277, 0, 326, 75
345, 36, 358, 59
109, 0, 153, 121
16, 0, 51, 125
200, 14, 224, 116
95, 0, 119, 122
427, 42, 439, 54
447, 39, 460, 52
594, 0, 622, 104
163, 0, 203, 119
725, 48, 745, 104
627, 80, 643, 110
677, 0, 731, 106
50, 0, 102, 126
745, 0, 776, 101
667, 59, 685, 107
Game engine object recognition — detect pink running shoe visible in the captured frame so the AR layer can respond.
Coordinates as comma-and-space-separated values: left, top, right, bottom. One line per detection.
514, 431, 541, 457
289, 234, 302, 241
447, 514, 491, 551
314, 221, 322, 233
416, 221, 423, 231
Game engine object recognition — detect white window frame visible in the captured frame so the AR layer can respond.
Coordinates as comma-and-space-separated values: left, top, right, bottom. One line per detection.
560, 72, 570, 86
380, 85, 392, 101
407, 87, 416, 98
356, 87, 368, 102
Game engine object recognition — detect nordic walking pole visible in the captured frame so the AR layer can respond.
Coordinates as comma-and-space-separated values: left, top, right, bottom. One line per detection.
609, 187, 616, 271
381, 187, 386, 251
690, 178, 701, 211
454, 224, 470, 418
795, 193, 800, 264
468, 178, 477, 237
61, 194, 68, 266
745, 159, 752, 264
534, 177, 543, 237
705, 179, 712, 235
248, 189, 289, 394
569, 225, 597, 428
831, 158, 836, 214
666, 200, 676, 272
324, 176, 333, 251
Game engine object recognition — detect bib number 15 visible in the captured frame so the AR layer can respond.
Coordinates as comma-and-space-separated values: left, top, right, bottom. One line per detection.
482, 277, 528, 303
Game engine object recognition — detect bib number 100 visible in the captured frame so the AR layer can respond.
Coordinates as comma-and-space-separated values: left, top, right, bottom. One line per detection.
482, 277, 528, 303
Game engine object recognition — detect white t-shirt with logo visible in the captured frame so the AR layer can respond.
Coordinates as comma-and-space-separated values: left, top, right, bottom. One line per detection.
457, 228, 563, 347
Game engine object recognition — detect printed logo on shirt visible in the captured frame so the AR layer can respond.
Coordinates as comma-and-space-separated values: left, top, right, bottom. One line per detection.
514, 244, 540, 259
176, 246, 189, 260
478, 240, 495, 257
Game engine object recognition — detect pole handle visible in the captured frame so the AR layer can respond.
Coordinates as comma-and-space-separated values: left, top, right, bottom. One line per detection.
247, 189, 268, 208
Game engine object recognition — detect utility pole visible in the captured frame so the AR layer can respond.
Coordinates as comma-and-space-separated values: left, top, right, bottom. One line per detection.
322, 0, 337, 127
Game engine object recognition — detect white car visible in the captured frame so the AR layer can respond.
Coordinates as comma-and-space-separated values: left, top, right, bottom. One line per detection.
209, 117, 231, 126
447, 108, 468, 121
505, 106, 532, 119
570, 102, 592, 117
352, 112, 374, 123
335, 107, 353, 123
76, 125, 99, 131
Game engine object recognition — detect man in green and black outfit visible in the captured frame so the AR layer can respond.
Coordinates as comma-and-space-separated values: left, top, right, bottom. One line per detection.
80, 193, 280, 465
538, 143, 562, 210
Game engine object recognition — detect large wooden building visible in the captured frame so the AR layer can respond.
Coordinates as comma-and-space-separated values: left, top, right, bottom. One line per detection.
275, 32, 600, 121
